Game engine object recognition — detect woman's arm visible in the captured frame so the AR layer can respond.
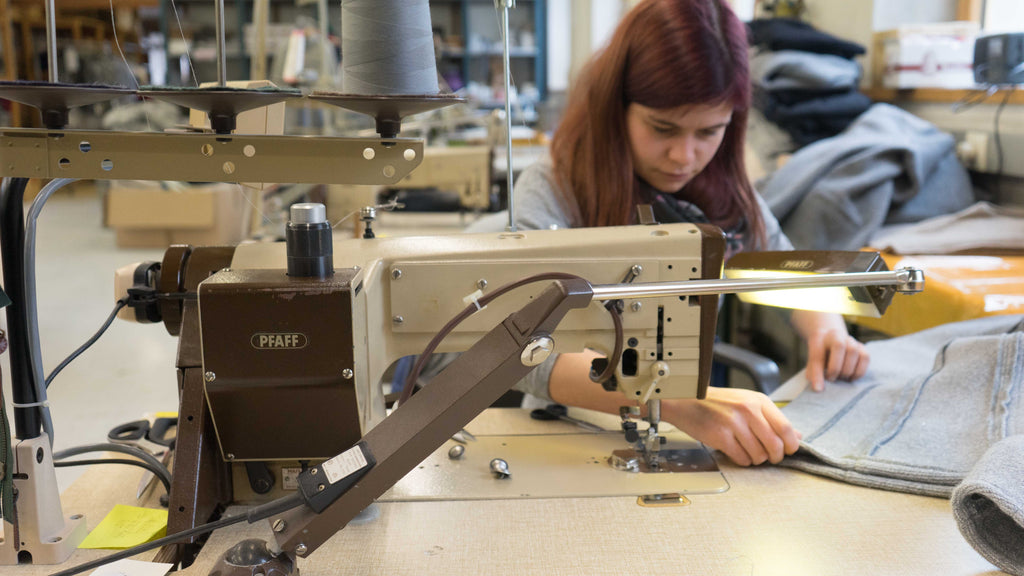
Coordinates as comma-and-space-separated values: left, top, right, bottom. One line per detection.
789, 310, 869, 391
548, 351, 801, 466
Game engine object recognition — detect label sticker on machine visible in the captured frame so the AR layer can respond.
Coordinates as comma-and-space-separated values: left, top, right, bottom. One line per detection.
323, 445, 368, 484
282, 467, 301, 490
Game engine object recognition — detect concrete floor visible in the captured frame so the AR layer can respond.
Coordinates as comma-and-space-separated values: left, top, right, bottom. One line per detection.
2, 189, 471, 495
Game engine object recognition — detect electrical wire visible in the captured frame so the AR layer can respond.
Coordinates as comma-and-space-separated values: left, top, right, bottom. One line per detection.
397, 272, 624, 408
951, 83, 998, 113
993, 85, 1015, 181
45, 298, 128, 389
1, 177, 48, 441
53, 458, 171, 495
53, 442, 171, 494
49, 492, 307, 576
24, 177, 77, 443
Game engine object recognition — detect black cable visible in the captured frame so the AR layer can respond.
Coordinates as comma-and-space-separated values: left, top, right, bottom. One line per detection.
593, 302, 624, 384
398, 272, 624, 407
53, 458, 171, 495
53, 443, 171, 494
45, 298, 128, 389
49, 492, 307, 576
1, 177, 42, 439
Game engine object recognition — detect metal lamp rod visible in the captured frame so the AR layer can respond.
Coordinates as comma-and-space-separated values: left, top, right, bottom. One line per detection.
590, 269, 924, 301
499, 0, 516, 232
45, 0, 58, 82
215, 0, 227, 86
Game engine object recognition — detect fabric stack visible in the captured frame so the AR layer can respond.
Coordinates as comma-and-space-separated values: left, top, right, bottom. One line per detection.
758, 103, 974, 250
747, 18, 873, 149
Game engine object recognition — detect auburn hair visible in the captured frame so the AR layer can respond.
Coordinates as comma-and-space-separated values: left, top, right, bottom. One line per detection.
549, 0, 765, 246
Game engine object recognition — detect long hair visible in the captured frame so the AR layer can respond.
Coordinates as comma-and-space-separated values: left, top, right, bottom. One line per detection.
550, 0, 765, 246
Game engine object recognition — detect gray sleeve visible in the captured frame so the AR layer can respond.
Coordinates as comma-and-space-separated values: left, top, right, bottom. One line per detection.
417, 351, 556, 402
755, 192, 794, 251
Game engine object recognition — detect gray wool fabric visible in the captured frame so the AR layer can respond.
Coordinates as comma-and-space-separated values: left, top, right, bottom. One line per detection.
758, 103, 975, 250
750, 49, 863, 91
951, 434, 1024, 576
779, 314, 1024, 498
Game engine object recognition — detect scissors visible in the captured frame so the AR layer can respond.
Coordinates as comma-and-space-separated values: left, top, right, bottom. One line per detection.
529, 404, 604, 432
108, 416, 177, 499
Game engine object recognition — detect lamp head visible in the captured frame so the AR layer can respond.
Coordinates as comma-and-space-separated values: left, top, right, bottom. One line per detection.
725, 251, 922, 318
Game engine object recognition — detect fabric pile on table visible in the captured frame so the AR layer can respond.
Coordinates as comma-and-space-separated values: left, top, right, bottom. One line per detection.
778, 315, 1024, 575
757, 103, 975, 250
747, 18, 873, 149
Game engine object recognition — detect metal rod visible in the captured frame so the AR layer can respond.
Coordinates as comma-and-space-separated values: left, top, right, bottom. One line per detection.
251, 0, 268, 80
215, 0, 227, 86
500, 0, 516, 232
590, 269, 922, 301
318, 0, 330, 86
45, 0, 58, 82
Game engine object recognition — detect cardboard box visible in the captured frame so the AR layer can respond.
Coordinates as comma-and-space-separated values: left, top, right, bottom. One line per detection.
106, 181, 248, 248
873, 22, 980, 89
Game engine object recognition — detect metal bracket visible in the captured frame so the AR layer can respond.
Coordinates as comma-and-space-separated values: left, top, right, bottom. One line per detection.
0, 129, 424, 185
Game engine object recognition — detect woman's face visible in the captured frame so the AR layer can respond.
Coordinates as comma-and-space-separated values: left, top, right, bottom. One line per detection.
625, 101, 733, 193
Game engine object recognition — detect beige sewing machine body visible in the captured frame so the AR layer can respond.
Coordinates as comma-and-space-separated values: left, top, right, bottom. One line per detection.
140, 219, 725, 542
110, 199, 929, 574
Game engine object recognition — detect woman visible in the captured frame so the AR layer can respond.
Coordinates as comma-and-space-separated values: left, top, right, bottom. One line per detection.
470, 0, 868, 466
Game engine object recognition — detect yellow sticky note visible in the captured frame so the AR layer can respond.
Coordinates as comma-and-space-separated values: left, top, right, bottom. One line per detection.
79, 505, 168, 550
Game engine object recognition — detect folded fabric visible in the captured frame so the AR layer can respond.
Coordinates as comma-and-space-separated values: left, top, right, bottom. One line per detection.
779, 314, 1024, 497
759, 103, 975, 250
759, 90, 873, 146
869, 201, 1024, 254
951, 434, 1024, 576
770, 113, 865, 148
747, 18, 866, 59
757, 88, 872, 120
751, 49, 863, 91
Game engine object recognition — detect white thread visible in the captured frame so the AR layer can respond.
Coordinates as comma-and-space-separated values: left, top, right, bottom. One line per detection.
170, 0, 200, 87
491, 3, 531, 133
233, 183, 272, 228
109, 0, 152, 132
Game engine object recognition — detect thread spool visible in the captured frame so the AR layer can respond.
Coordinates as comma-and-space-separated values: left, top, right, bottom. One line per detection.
286, 203, 333, 278
341, 0, 439, 95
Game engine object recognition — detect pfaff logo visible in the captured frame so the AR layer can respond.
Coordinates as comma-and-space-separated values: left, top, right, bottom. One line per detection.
780, 260, 814, 270
251, 333, 308, 349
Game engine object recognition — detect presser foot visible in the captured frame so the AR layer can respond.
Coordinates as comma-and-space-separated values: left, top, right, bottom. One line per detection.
608, 447, 720, 474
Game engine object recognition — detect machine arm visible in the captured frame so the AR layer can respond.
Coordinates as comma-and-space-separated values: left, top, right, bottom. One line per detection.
270, 277, 594, 558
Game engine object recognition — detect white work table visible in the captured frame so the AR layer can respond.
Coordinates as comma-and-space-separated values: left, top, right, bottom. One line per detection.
16, 408, 1004, 576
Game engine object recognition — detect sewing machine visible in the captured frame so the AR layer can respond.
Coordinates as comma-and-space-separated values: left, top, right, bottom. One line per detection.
0, 2, 930, 574
103, 200, 923, 573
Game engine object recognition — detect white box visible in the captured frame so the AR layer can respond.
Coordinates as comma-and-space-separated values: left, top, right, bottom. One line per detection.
875, 22, 980, 89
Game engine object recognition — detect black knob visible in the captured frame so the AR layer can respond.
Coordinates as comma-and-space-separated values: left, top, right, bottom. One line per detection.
286, 203, 333, 278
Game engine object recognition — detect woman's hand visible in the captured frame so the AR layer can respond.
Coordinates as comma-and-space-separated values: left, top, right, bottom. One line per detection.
664, 387, 801, 466
791, 310, 869, 392
803, 327, 869, 391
